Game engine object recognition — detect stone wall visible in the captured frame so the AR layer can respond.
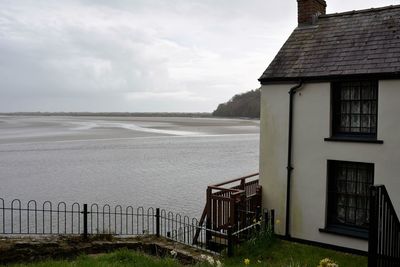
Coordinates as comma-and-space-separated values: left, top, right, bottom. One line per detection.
0, 236, 209, 265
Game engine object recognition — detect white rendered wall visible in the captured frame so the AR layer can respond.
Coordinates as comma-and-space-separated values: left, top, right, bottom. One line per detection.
259, 80, 400, 251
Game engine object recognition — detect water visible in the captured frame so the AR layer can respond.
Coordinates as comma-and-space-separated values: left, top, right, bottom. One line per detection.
0, 116, 259, 218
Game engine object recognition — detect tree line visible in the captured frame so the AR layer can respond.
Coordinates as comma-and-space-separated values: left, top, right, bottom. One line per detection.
212, 89, 260, 118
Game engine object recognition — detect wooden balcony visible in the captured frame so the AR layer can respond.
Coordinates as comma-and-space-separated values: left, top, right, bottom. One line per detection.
193, 173, 262, 247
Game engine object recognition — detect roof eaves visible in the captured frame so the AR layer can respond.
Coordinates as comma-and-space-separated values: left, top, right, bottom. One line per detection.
259, 72, 400, 85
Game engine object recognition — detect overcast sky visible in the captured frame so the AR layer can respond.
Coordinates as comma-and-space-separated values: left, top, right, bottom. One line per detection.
0, 0, 398, 112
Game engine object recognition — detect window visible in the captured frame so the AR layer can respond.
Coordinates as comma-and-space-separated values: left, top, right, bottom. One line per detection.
327, 160, 374, 232
332, 81, 378, 138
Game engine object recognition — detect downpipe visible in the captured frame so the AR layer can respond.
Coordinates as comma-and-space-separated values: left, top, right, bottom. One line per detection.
285, 81, 303, 238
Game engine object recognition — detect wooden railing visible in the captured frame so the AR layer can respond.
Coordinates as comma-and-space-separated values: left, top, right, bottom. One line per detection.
193, 173, 261, 247
369, 185, 400, 266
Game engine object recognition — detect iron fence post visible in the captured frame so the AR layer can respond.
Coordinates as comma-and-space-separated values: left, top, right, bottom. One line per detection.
264, 209, 269, 230
255, 206, 261, 231
256, 186, 262, 215
227, 226, 234, 257
271, 209, 275, 234
83, 204, 88, 240
368, 187, 378, 267
239, 192, 246, 228
206, 187, 212, 247
233, 194, 240, 229
156, 208, 160, 237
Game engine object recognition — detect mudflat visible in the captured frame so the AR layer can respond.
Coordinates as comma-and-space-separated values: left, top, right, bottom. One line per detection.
0, 116, 259, 144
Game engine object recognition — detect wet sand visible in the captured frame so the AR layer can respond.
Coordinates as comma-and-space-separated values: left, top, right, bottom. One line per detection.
0, 116, 259, 144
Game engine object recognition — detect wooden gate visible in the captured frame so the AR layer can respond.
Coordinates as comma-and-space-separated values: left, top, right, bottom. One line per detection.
193, 173, 261, 248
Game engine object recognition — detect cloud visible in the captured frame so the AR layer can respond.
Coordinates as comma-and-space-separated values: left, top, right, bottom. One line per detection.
0, 0, 397, 112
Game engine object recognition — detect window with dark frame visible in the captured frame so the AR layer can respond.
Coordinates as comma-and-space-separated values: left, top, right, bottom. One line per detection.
332, 81, 378, 138
327, 160, 374, 231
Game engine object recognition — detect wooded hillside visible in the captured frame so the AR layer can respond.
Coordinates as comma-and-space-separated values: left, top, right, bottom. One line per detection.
212, 89, 260, 118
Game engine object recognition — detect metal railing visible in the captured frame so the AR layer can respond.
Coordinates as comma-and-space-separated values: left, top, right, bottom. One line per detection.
0, 197, 217, 253
0, 196, 271, 256
369, 185, 400, 266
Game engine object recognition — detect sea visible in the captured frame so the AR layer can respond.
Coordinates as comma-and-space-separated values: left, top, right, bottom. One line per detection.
0, 116, 259, 219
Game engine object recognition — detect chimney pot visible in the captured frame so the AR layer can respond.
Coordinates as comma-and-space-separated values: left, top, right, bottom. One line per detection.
297, 0, 326, 25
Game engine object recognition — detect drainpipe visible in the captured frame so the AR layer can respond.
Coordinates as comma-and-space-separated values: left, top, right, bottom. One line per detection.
285, 81, 303, 238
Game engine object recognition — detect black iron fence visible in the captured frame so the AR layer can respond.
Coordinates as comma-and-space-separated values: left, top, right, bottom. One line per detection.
369, 185, 400, 266
0, 197, 273, 256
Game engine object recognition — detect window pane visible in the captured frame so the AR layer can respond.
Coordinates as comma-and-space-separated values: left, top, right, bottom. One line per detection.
347, 208, 356, 223
358, 169, 367, 182
371, 102, 377, 113
347, 182, 356, 194
359, 183, 369, 195
340, 115, 350, 128
347, 168, 357, 181
351, 115, 360, 132
338, 168, 347, 180
342, 88, 350, 100
351, 87, 360, 100
371, 115, 377, 128
367, 172, 374, 184
351, 101, 361, 113
357, 197, 367, 209
361, 115, 370, 128
337, 207, 346, 222
348, 196, 357, 208
371, 87, 377, 99
361, 87, 372, 99
337, 181, 346, 193
362, 102, 371, 114
341, 102, 351, 113
356, 209, 367, 226
338, 194, 346, 206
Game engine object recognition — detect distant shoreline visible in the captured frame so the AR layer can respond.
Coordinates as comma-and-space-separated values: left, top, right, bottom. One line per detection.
0, 112, 212, 118
0, 112, 260, 120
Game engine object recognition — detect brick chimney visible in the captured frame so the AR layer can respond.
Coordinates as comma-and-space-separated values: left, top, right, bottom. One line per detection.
297, 0, 326, 25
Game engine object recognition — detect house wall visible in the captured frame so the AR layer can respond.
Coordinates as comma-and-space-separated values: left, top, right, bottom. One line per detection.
259, 80, 400, 251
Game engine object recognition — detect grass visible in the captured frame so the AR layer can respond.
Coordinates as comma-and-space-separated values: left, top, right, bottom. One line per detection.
223, 228, 367, 267
224, 239, 367, 266
3, 232, 367, 267
6, 249, 183, 267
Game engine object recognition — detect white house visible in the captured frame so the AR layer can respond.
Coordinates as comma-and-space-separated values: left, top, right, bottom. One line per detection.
259, 0, 400, 252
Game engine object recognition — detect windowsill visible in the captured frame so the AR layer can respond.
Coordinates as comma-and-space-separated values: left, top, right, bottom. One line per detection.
324, 137, 383, 144
319, 225, 369, 240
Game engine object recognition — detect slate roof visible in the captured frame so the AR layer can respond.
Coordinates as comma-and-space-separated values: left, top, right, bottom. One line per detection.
259, 5, 400, 83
